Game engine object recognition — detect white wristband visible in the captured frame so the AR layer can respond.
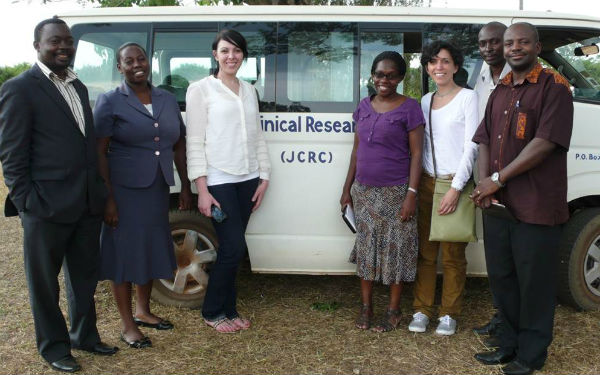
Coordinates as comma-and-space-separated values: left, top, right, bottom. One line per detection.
408, 187, 418, 194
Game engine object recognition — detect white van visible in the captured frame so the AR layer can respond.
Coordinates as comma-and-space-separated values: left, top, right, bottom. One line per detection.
61, 6, 600, 310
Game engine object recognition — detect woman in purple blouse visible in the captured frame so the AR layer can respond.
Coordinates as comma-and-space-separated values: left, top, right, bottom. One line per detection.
340, 51, 424, 332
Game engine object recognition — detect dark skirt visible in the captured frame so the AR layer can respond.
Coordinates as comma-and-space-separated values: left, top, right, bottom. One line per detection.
98, 168, 176, 284
349, 181, 418, 285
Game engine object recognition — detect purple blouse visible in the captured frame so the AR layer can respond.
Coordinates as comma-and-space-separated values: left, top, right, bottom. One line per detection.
354, 96, 425, 187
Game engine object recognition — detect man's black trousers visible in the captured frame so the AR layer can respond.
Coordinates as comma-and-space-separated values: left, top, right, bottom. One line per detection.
483, 214, 562, 369
21, 212, 102, 363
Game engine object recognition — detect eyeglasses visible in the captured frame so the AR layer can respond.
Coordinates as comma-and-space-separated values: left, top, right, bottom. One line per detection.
372, 72, 402, 81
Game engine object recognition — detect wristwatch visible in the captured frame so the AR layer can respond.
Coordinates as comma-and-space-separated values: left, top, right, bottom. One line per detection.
491, 172, 505, 188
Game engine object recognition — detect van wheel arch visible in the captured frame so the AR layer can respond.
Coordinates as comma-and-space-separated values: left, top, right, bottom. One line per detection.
557, 207, 600, 310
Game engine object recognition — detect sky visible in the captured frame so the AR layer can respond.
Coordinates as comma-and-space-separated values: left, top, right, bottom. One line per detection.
1, 0, 599, 67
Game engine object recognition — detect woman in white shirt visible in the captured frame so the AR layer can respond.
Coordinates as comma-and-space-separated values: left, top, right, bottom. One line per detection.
408, 41, 479, 336
186, 29, 271, 333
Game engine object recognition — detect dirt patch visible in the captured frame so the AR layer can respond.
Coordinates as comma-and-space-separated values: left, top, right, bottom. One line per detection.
1, 170, 599, 374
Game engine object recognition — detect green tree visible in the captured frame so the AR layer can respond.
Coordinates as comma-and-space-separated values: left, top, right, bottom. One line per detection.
556, 44, 600, 86
403, 53, 422, 101
199, 0, 421, 4
583, 58, 600, 81
75, 61, 114, 84
171, 63, 210, 83
81, 0, 182, 6
70, 0, 422, 6
0, 63, 32, 88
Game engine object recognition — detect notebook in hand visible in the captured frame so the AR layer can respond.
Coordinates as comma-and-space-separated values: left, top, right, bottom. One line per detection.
342, 204, 357, 233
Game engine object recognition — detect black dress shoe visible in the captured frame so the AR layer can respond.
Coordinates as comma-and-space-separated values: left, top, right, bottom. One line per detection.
473, 315, 501, 335
474, 349, 516, 365
473, 321, 495, 335
133, 317, 174, 330
502, 359, 536, 375
79, 342, 119, 356
120, 333, 152, 349
483, 335, 502, 348
49, 355, 81, 373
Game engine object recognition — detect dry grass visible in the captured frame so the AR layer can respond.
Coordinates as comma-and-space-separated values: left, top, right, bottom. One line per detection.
1, 171, 600, 374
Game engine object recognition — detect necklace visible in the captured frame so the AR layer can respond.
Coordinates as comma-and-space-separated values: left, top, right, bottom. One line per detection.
436, 86, 458, 98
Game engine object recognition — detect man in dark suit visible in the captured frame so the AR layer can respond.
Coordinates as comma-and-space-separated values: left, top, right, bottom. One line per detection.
0, 18, 117, 373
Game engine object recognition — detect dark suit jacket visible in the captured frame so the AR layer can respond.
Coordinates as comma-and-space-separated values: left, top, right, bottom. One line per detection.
0, 64, 107, 223
93, 82, 185, 188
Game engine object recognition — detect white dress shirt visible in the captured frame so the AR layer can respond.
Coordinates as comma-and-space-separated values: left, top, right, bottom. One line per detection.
186, 76, 271, 184
421, 88, 479, 191
37, 60, 86, 135
474, 62, 511, 121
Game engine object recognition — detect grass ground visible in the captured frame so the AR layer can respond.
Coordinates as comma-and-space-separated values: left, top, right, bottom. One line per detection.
1, 172, 599, 374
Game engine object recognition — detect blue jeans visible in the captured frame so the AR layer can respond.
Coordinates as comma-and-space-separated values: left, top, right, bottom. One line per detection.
201, 178, 259, 321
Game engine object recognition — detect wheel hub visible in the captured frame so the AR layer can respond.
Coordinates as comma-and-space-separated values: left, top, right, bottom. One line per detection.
158, 228, 217, 295
584, 235, 600, 297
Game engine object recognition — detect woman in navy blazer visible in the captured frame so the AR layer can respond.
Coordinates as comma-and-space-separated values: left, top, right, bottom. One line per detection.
94, 43, 192, 348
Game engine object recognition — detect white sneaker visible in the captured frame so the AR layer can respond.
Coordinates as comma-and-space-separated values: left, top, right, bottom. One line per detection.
435, 315, 457, 335
408, 312, 429, 333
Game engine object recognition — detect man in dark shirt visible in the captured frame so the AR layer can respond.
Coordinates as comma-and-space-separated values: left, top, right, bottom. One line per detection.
471, 22, 573, 375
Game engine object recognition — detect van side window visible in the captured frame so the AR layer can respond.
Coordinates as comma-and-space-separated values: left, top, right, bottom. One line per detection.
277, 23, 358, 113
153, 24, 275, 112
359, 31, 422, 100
72, 31, 148, 108
288, 31, 353, 103
153, 31, 215, 110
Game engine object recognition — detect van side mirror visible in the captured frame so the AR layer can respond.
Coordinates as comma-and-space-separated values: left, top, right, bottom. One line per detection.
574, 44, 599, 56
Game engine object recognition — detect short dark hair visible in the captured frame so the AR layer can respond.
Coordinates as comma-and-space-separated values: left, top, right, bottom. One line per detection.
34, 17, 67, 43
420, 40, 464, 71
116, 42, 147, 63
211, 29, 248, 76
508, 22, 539, 43
480, 21, 508, 37
371, 51, 407, 77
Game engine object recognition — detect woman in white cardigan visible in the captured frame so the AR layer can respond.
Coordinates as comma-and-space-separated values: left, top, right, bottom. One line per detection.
408, 41, 479, 336
186, 29, 271, 333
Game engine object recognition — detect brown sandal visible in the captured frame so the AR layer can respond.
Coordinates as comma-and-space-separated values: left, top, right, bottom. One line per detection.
371, 309, 401, 333
355, 304, 373, 330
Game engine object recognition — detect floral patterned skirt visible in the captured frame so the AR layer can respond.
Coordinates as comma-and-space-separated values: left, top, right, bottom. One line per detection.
349, 181, 418, 285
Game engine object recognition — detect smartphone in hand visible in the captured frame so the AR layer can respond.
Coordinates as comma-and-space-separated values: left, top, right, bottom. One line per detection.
211, 205, 228, 223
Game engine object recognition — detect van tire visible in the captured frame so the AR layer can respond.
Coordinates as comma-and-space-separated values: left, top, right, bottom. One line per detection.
151, 209, 218, 309
557, 208, 600, 311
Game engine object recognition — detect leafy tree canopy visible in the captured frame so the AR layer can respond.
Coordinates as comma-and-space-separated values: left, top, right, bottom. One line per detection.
37, 0, 423, 6
0, 63, 32, 88
78, 0, 182, 6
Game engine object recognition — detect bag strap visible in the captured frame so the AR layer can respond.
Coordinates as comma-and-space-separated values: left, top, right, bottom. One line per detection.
428, 92, 437, 178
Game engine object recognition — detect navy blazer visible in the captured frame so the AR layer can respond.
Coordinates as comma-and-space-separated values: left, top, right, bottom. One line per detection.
93, 82, 185, 188
0, 65, 107, 222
